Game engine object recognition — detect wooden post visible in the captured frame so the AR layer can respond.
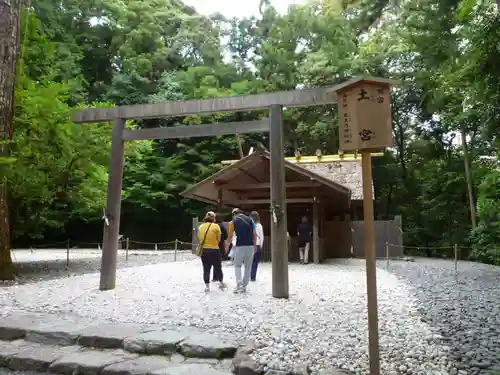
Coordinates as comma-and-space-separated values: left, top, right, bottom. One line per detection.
269, 104, 289, 299
313, 197, 320, 264
394, 215, 403, 257
174, 239, 178, 262
125, 238, 129, 261
361, 152, 381, 375
99, 118, 126, 291
385, 241, 389, 269
319, 203, 325, 262
66, 239, 70, 267
192, 217, 199, 255
454, 244, 458, 275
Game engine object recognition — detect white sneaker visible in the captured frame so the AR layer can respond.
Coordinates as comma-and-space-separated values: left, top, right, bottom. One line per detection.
204, 285, 210, 293
233, 285, 243, 294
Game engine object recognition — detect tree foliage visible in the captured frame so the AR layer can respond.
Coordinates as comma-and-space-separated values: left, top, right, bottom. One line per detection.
3, 0, 499, 269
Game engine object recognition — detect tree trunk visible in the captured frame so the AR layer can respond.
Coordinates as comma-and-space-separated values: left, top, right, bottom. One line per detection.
236, 135, 244, 159
460, 126, 477, 229
0, 0, 22, 280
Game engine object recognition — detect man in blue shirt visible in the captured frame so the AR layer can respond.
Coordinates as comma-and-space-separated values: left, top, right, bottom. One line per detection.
226, 208, 256, 293
297, 216, 311, 264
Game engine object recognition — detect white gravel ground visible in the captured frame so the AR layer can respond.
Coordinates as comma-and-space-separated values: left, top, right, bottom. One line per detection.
1, 258, 499, 375
11, 249, 192, 262
6, 249, 196, 284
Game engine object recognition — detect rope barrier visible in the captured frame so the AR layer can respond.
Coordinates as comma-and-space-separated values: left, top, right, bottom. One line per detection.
387, 243, 472, 251
22, 240, 472, 253
176, 240, 193, 245
20, 239, 190, 249
11, 238, 196, 267
23, 240, 68, 249
384, 242, 470, 279
387, 243, 453, 250
15, 237, 473, 279
128, 239, 177, 245
70, 241, 103, 246
14, 239, 195, 267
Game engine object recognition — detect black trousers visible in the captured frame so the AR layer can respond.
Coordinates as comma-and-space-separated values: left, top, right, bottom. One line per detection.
220, 242, 229, 261
202, 248, 223, 284
212, 244, 227, 281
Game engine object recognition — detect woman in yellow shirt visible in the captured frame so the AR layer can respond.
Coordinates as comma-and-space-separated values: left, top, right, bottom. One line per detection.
197, 211, 226, 292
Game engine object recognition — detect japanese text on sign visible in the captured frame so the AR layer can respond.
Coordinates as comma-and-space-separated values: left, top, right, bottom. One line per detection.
359, 129, 375, 142
357, 88, 370, 101
342, 93, 352, 145
337, 81, 393, 151
356, 87, 385, 104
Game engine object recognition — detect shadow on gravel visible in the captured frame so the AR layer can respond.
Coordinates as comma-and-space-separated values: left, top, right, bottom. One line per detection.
384, 258, 500, 375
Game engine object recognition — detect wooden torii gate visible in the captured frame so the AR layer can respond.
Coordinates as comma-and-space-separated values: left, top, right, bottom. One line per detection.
70, 76, 391, 300
71, 76, 396, 375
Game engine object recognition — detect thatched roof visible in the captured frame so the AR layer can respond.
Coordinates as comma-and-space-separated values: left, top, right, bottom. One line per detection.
300, 160, 367, 200
217, 149, 377, 201
180, 150, 352, 211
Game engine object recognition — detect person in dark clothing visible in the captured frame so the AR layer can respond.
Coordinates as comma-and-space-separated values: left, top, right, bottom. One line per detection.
218, 218, 228, 259
212, 216, 228, 282
226, 208, 256, 294
297, 216, 311, 264
249, 211, 263, 282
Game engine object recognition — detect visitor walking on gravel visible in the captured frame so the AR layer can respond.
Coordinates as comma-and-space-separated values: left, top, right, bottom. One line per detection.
249, 211, 264, 282
297, 216, 311, 264
212, 214, 228, 282
226, 208, 256, 293
197, 211, 226, 292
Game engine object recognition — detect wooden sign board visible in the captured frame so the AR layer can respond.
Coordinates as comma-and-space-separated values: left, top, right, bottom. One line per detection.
337, 81, 392, 151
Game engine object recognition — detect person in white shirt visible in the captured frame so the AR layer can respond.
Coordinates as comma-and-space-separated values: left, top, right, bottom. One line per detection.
227, 233, 237, 264
249, 211, 264, 282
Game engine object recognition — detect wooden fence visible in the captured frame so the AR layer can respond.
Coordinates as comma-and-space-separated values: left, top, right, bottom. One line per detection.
351, 215, 403, 258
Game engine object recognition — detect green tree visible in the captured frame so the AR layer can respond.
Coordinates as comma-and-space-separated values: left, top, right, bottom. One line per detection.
469, 158, 500, 264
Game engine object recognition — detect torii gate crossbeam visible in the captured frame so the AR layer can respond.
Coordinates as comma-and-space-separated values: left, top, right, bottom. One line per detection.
70, 76, 395, 303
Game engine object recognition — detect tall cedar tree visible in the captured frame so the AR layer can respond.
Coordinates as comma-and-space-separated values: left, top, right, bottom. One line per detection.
0, 0, 21, 279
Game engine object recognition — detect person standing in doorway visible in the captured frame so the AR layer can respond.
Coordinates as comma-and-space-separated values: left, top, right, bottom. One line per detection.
197, 212, 226, 292
226, 208, 256, 293
249, 211, 264, 282
297, 216, 311, 264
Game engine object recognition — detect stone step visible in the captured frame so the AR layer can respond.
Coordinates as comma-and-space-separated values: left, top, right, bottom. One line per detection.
0, 339, 233, 375
0, 313, 238, 359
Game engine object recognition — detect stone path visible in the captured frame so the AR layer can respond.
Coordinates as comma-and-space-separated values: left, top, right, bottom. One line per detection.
0, 312, 255, 375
